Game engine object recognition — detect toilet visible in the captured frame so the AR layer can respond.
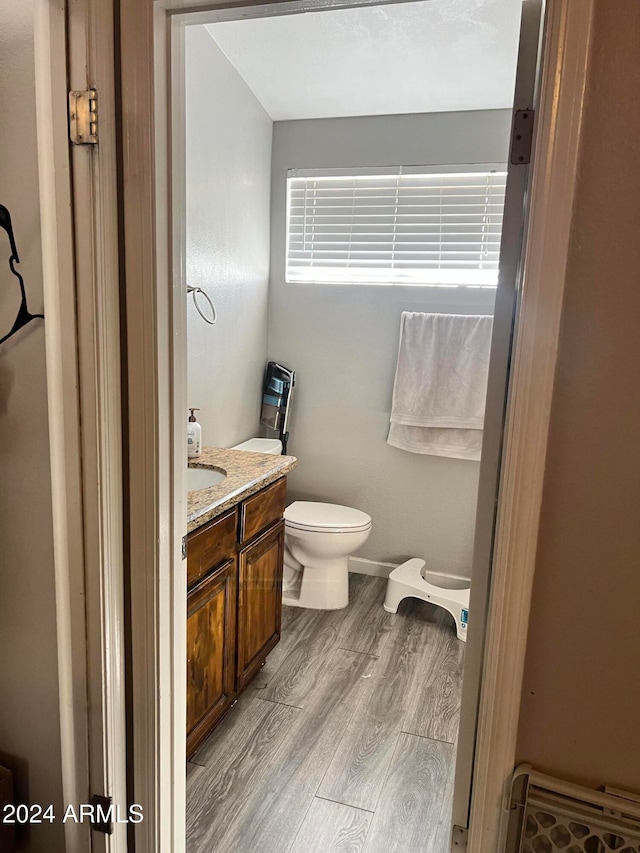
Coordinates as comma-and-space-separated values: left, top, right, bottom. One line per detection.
231, 437, 372, 610
283, 502, 372, 610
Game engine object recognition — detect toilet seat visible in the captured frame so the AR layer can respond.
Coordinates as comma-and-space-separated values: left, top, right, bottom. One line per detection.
284, 501, 372, 534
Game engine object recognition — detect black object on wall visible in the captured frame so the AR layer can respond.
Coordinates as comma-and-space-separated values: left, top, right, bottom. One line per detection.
260, 361, 296, 454
0, 204, 44, 346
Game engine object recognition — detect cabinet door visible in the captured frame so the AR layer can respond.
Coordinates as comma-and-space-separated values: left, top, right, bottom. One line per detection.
237, 521, 284, 690
186, 558, 237, 757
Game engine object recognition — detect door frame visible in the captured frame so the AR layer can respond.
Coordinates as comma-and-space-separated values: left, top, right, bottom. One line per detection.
452, 0, 545, 835
34, 0, 128, 850
468, 2, 594, 848
120, 0, 593, 851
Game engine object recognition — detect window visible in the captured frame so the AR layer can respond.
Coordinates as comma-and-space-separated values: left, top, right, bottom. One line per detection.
286, 166, 507, 287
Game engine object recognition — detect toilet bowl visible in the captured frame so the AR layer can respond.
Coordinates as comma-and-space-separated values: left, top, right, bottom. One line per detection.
283, 502, 372, 610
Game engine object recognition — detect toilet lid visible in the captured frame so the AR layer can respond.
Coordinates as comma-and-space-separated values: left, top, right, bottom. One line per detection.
284, 501, 372, 533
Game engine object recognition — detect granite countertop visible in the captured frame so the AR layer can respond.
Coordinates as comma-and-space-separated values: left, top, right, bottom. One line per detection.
187, 446, 297, 533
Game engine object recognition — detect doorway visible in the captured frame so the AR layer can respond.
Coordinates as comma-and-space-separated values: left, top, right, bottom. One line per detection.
113, 0, 594, 851
175, 2, 534, 850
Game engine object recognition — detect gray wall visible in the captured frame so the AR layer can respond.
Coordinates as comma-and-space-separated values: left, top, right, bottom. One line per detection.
186, 25, 273, 449
268, 111, 511, 576
517, 0, 640, 791
0, 2, 65, 850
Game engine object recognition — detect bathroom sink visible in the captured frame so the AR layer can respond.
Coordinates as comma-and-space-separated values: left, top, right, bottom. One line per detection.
187, 467, 226, 491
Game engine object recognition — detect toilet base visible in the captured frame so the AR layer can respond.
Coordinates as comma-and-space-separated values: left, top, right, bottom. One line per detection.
282, 556, 350, 610
384, 558, 470, 641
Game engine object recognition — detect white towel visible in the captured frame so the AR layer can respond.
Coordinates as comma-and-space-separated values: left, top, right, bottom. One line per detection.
387, 312, 493, 460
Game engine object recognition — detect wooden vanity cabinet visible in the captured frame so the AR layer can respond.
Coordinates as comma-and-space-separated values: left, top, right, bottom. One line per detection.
186, 477, 287, 757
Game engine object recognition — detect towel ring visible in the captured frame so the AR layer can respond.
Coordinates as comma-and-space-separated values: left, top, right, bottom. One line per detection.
187, 285, 217, 325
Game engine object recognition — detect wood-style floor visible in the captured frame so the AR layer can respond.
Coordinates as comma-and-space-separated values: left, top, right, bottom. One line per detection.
186, 573, 465, 853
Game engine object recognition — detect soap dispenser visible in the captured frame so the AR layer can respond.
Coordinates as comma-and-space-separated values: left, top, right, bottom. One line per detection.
187, 408, 202, 458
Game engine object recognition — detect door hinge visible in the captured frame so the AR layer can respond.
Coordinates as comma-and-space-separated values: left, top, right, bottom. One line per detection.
69, 89, 98, 145
182, 535, 187, 560
90, 794, 113, 835
451, 825, 468, 851
510, 109, 535, 165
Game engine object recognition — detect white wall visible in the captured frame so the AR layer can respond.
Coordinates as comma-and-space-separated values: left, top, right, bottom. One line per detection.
269, 111, 511, 576
186, 25, 273, 449
0, 2, 65, 850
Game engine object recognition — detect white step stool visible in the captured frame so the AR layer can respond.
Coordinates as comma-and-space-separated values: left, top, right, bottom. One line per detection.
383, 558, 470, 642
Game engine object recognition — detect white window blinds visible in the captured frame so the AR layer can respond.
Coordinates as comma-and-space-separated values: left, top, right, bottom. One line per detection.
286, 166, 508, 286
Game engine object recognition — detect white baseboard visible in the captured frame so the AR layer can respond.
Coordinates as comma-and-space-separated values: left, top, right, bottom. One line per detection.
348, 557, 398, 578
349, 556, 471, 586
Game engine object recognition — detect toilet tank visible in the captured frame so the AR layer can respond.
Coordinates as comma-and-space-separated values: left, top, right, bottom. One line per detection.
231, 438, 283, 455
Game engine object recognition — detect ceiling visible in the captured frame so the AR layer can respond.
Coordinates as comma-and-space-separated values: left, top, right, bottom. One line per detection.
204, 0, 522, 122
